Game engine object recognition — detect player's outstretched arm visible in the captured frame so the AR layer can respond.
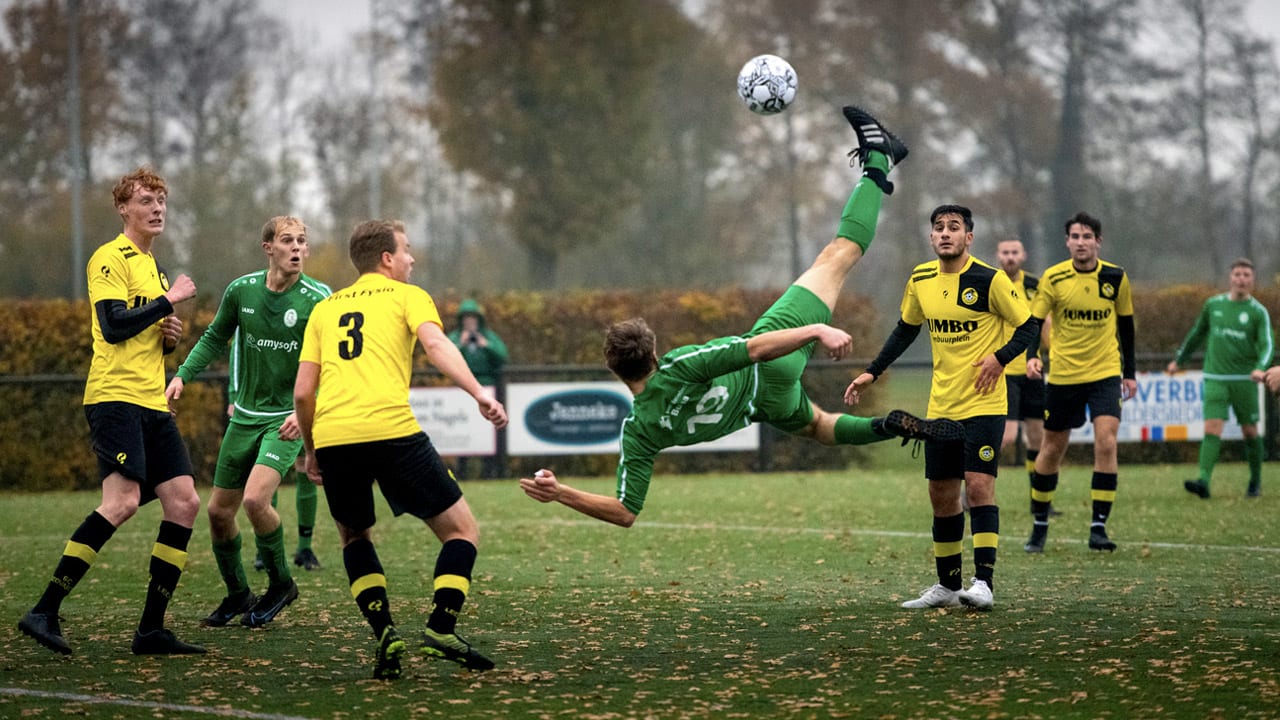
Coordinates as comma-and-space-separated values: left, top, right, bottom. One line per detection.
520, 469, 638, 528
419, 321, 508, 428
746, 324, 852, 363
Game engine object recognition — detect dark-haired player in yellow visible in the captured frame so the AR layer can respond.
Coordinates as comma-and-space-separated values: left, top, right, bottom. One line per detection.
994, 238, 1057, 516
295, 219, 507, 680
18, 166, 205, 655
846, 205, 1038, 611
1023, 212, 1136, 553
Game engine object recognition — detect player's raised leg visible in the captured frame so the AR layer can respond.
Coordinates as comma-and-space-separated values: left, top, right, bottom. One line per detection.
793, 106, 909, 310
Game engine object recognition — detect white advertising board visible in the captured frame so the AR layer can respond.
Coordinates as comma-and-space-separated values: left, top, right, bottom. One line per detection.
1065, 371, 1263, 443
408, 386, 496, 455
505, 381, 759, 456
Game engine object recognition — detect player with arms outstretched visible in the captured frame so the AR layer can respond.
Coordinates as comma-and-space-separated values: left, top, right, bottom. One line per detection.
521, 106, 963, 528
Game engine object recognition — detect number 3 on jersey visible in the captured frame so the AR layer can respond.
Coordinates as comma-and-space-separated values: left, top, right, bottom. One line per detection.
339, 312, 364, 359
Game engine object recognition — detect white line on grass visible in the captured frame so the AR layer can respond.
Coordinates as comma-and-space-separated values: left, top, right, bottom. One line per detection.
0, 687, 314, 720
530, 518, 1280, 554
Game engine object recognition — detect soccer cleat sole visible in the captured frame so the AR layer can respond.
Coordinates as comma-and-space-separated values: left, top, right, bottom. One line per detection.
884, 410, 964, 444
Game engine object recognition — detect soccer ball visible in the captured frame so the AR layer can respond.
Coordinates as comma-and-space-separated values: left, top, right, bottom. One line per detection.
736, 54, 797, 115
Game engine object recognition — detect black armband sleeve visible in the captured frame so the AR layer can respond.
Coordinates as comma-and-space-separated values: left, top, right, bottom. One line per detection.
866, 320, 921, 379
1024, 317, 1042, 362
1118, 314, 1136, 379
95, 297, 175, 344
995, 318, 1040, 366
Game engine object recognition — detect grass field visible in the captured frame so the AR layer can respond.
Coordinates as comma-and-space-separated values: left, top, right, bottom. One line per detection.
2, 438, 1278, 720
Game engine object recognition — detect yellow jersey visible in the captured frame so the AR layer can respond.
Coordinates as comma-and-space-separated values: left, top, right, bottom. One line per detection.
83, 234, 173, 412
300, 273, 442, 448
1030, 258, 1133, 385
901, 256, 1030, 419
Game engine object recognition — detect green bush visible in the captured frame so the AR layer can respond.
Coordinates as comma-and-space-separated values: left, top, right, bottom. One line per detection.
2, 284, 1274, 490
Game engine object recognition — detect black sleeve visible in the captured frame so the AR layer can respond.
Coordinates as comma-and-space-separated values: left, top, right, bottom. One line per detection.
1118, 314, 1136, 379
1025, 320, 1042, 362
95, 297, 175, 344
866, 320, 922, 379
995, 318, 1040, 366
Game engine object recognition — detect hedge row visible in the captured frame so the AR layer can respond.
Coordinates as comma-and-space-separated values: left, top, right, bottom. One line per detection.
2, 284, 1275, 491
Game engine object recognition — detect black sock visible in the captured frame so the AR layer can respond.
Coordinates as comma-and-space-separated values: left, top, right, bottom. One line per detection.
35, 511, 116, 613
344, 538, 393, 639
428, 539, 478, 635
139, 521, 192, 632
969, 505, 999, 587
933, 513, 965, 591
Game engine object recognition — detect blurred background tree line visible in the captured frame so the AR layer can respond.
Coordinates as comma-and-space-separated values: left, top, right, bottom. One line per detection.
1, 0, 1278, 321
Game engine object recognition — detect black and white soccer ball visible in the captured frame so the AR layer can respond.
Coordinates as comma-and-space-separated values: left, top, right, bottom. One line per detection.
736, 54, 797, 115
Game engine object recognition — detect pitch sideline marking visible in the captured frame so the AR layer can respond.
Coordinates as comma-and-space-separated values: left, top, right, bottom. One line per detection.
0, 687, 314, 720
533, 518, 1280, 554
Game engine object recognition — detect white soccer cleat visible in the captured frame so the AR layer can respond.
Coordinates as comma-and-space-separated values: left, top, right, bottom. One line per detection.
901, 583, 961, 609
958, 578, 994, 611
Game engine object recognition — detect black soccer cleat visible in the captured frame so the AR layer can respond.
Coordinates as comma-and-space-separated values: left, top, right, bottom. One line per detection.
241, 579, 298, 628
202, 590, 258, 627
374, 626, 407, 680
1183, 479, 1210, 499
294, 548, 322, 571
1088, 528, 1117, 552
132, 628, 207, 655
843, 105, 910, 169
882, 409, 964, 446
1024, 524, 1048, 554
18, 609, 73, 655
420, 628, 495, 671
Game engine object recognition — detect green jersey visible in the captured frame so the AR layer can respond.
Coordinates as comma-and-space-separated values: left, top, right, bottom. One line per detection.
1173, 293, 1273, 380
176, 271, 331, 423
617, 336, 758, 515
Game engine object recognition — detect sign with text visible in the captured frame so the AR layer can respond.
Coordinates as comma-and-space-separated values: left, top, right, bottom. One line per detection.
408, 386, 496, 455
506, 381, 759, 456
1064, 371, 1263, 443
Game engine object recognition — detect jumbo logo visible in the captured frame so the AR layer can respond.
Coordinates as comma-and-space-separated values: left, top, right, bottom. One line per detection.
524, 390, 631, 445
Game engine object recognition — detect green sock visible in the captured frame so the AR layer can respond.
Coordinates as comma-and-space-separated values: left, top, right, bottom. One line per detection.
213, 533, 250, 596
834, 153, 887, 252
295, 473, 318, 552
1245, 436, 1264, 488
835, 414, 888, 445
1197, 434, 1221, 487
255, 524, 292, 587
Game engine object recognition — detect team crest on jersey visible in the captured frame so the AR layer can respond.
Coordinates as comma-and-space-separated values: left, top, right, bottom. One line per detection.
979, 445, 995, 462
1101, 283, 1115, 298
961, 288, 978, 305
1239, 312, 1249, 325
285, 308, 298, 328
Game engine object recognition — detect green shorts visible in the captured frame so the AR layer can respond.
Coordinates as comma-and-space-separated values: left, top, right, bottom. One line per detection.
746, 284, 830, 433
1202, 378, 1260, 425
213, 417, 303, 490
